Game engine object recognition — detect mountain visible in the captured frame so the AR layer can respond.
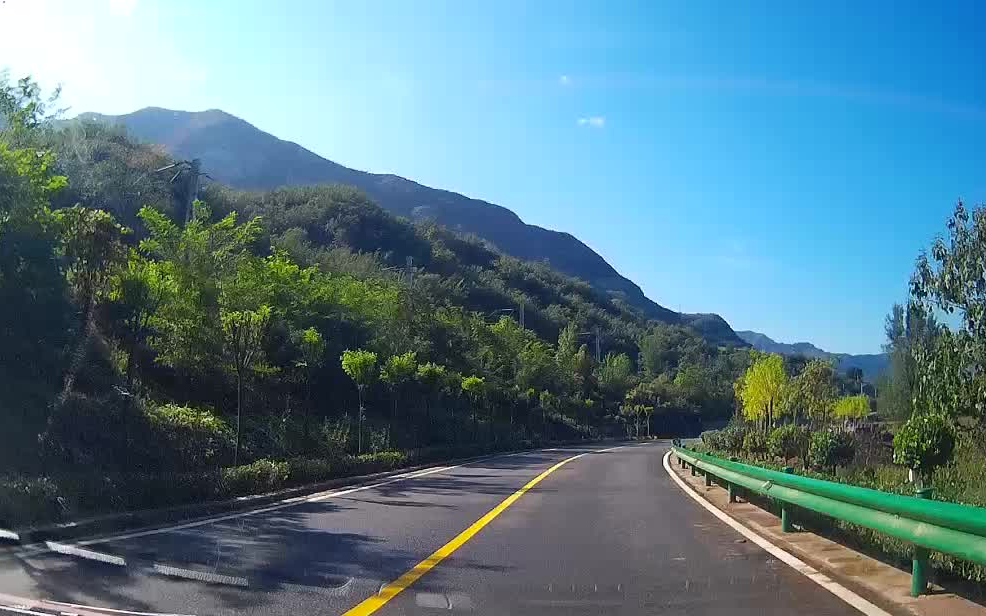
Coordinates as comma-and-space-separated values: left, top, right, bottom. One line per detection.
735, 330, 888, 379
74, 107, 745, 346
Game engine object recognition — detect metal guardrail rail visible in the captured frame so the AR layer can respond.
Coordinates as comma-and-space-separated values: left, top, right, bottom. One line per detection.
672, 445, 986, 596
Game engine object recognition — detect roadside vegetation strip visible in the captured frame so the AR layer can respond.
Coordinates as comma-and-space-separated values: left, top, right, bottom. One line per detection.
662, 451, 892, 616
341, 450, 592, 616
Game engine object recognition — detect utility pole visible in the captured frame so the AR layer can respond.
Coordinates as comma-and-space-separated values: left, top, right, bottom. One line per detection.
594, 326, 601, 363
153, 158, 209, 226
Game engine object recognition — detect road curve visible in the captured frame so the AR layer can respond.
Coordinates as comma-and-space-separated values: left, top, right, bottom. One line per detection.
0, 442, 861, 615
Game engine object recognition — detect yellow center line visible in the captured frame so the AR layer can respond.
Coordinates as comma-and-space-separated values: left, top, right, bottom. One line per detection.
340, 451, 589, 616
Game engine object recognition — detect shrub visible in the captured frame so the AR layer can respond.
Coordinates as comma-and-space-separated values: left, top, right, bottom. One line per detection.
286, 457, 335, 485
0, 475, 63, 526
221, 459, 289, 497
893, 412, 956, 476
742, 430, 768, 456
808, 429, 855, 470
700, 430, 723, 450
144, 404, 234, 470
768, 424, 809, 462
352, 451, 408, 474
720, 426, 748, 453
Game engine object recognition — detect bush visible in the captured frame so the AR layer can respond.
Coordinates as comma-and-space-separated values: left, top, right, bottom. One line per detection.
700, 430, 723, 450
768, 424, 809, 462
720, 426, 748, 453
352, 451, 408, 474
221, 459, 290, 497
893, 412, 956, 476
0, 475, 63, 526
144, 404, 234, 470
286, 457, 335, 485
742, 430, 768, 456
808, 429, 855, 470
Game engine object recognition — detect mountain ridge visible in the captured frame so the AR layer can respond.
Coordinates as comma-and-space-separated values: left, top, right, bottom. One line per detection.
735, 330, 888, 379
75, 107, 745, 346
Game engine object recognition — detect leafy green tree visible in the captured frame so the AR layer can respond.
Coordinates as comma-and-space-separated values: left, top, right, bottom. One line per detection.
382, 352, 417, 448
223, 305, 272, 464
832, 395, 869, 420
53, 206, 130, 397
597, 352, 634, 409
893, 412, 955, 484
783, 359, 837, 423
341, 349, 378, 454
109, 252, 173, 388
461, 375, 487, 440
296, 327, 326, 440
738, 353, 788, 429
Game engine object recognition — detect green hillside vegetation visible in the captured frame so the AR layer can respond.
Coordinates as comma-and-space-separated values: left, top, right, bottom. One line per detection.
0, 75, 750, 524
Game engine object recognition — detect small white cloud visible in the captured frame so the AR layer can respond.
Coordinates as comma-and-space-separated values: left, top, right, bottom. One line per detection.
577, 116, 605, 128
108, 0, 138, 17
558, 75, 571, 86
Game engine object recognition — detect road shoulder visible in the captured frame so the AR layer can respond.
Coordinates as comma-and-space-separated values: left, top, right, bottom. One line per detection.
664, 451, 986, 616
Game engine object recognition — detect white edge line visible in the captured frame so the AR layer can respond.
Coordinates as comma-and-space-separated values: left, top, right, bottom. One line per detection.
151, 564, 249, 587
24, 444, 611, 552
662, 450, 893, 616
0, 530, 20, 542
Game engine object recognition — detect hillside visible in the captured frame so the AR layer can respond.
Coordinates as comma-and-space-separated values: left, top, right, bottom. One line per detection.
735, 330, 888, 379
75, 108, 744, 346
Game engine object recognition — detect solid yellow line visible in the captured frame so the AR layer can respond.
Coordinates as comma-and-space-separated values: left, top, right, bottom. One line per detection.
340, 452, 587, 616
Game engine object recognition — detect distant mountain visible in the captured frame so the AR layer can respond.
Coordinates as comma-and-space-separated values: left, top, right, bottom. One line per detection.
735, 330, 888, 379
75, 107, 745, 346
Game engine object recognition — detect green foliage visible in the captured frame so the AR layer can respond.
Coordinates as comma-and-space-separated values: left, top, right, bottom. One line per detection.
768, 424, 809, 462
783, 359, 837, 421
893, 412, 956, 474
738, 353, 788, 425
808, 429, 856, 470
832, 395, 870, 419
222, 459, 290, 497
699, 426, 746, 453
742, 430, 768, 456
145, 404, 234, 469
341, 349, 379, 389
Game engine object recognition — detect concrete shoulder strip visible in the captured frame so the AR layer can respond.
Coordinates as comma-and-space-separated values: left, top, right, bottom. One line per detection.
662, 450, 892, 616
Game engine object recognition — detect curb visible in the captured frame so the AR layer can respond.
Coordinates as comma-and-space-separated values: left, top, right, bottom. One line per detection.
5, 440, 611, 546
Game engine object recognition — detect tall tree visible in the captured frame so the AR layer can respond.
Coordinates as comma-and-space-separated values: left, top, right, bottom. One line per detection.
222, 305, 272, 464
783, 359, 837, 424
738, 353, 788, 429
341, 349, 378, 454
53, 206, 129, 398
296, 326, 326, 440
382, 351, 417, 448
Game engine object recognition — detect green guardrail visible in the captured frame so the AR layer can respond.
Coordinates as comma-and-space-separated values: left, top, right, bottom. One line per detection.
672, 445, 986, 596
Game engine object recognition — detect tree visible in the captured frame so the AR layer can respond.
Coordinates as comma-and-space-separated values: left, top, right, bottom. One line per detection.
783, 359, 837, 424
341, 349, 378, 454
109, 252, 173, 389
382, 352, 417, 448
296, 327, 326, 440
893, 412, 955, 485
461, 375, 486, 440
738, 353, 788, 429
910, 201, 986, 424
597, 352, 634, 409
222, 305, 272, 464
845, 367, 864, 394
832, 395, 870, 420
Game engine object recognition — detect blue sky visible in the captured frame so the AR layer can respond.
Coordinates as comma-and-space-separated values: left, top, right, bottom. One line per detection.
3, 1, 985, 354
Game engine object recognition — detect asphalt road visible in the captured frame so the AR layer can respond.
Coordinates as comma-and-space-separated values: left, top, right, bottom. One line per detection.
0, 442, 862, 615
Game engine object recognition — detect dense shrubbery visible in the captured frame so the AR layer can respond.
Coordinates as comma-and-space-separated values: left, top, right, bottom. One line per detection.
808, 429, 855, 470
742, 430, 768, 457
893, 412, 955, 476
767, 424, 809, 462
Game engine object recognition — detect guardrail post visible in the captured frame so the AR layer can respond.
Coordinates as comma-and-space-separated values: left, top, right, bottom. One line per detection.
705, 470, 713, 487
781, 467, 795, 532
689, 462, 697, 477
911, 487, 933, 597
728, 457, 738, 502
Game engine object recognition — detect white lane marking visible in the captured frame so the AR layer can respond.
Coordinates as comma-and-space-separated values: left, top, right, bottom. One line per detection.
15, 445, 602, 556
151, 563, 248, 587
43, 542, 126, 566
0, 529, 20, 542
0, 594, 192, 616
662, 451, 892, 616
593, 445, 627, 453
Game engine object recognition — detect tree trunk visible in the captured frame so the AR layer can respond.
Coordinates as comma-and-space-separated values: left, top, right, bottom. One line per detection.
234, 371, 243, 466
61, 296, 97, 400
303, 373, 312, 444
357, 385, 364, 455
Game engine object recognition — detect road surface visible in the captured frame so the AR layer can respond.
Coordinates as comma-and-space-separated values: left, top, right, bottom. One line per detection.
0, 442, 861, 615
